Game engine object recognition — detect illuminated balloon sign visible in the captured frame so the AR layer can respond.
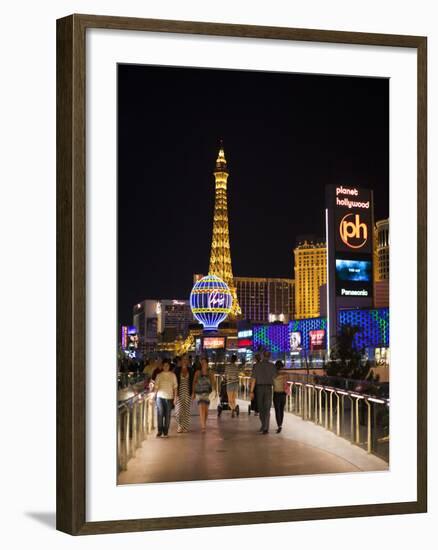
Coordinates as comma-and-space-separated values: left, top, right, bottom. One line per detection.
190, 274, 233, 331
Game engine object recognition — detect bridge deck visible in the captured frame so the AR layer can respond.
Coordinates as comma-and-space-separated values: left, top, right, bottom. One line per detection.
118, 399, 387, 485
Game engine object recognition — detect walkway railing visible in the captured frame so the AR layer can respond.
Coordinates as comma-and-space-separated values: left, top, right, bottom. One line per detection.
282, 371, 389, 398
238, 375, 389, 462
117, 390, 155, 472
118, 371, 146, 390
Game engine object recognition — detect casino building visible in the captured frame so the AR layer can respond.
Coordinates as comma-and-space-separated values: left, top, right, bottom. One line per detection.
235, 276, 294, 323
236, 184, 390, 369
133, 299, 193, 351
374, 218, 390, 308
294, 240, 327, 319
237, 307, 389, 368
375, 218, 389, 281
194, 275, 295, 324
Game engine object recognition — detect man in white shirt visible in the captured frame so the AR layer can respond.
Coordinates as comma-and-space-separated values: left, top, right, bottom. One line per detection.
154, 358, 178, 437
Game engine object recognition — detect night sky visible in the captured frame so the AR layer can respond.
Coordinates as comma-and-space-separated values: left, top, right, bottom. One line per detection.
118, 64, 389, 325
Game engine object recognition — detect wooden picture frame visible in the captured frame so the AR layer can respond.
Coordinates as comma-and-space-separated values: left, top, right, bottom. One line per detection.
56, 13, 427, 535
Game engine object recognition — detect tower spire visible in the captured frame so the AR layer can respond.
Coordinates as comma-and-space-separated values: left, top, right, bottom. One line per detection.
208, 144, 241, 317
216, 139, 227, 170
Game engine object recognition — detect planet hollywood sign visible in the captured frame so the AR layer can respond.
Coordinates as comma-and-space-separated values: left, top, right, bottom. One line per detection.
339, 213, 368, 249
336, 186, 370, 209
333, 186, 373, 255
326, 183, 375, 349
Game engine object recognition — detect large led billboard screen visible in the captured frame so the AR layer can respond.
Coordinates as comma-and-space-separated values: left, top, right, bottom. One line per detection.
335, 257, 373, 297
290, 331, 302, 351
336, 258, 372, 282
127, 325, 138, 347
203, 337, 225, 349
121, 325, 139, 358
309, 329, 325, 350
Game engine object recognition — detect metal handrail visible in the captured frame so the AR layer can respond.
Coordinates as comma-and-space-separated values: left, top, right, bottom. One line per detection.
118, 371, 147, 390
117, 389, 155, 472
118, 387, 149, 408
238, 375, 389, 461
282, 370, 389, 397
117, 373, 389, 475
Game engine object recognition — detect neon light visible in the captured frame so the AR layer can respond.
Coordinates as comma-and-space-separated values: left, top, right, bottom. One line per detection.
121, 326, 128, 349
336, 197, 370, 209
253, 325, 289, 353
289, 318, 327, 351
338, 308, 389, 348
203, 337, 225, 349
289, 310, 388, 351
336, 186, 359, 196
238, 338, 252, 348
190, 274, 232, 331
339, 213, 368, 248
309, 329, 325, 350
325, 208, 330, 351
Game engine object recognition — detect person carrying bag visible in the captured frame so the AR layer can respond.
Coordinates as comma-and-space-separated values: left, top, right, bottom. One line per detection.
192, 358, 216, 433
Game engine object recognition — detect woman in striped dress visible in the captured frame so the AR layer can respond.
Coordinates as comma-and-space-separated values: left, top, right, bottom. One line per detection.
225, 354, 240, 417
175, 354, 193, 433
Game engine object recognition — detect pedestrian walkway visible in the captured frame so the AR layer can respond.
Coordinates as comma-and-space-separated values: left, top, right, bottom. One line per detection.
118, 398, 387, 485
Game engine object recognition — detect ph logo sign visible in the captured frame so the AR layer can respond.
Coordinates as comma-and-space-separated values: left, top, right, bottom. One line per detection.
339, 213, 368, 249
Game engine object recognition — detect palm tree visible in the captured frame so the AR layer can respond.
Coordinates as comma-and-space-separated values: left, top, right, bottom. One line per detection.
325, 324, 379, 382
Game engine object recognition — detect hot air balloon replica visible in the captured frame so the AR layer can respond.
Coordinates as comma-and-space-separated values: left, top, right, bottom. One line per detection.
190, 274, 233, 331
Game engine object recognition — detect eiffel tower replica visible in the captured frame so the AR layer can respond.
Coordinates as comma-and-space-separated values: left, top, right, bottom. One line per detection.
208, 143, 241, 318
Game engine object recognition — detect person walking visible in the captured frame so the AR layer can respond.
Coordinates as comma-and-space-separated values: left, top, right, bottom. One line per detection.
250, 353, 261, 415
273, 360, 288, 433
153, 358, 178, 438
225, 354, 240, 417
192, 357, 216, 433
249, 350, 276, 434
174, 354, 194, 433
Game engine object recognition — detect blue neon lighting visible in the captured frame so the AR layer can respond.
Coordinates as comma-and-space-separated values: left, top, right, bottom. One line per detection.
189, 274, 232, 331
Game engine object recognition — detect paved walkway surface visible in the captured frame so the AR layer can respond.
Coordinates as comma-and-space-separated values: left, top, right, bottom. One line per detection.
118, 399, 388, 485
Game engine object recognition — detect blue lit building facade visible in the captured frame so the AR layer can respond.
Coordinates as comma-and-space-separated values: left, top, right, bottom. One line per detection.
242, 307, 389, 366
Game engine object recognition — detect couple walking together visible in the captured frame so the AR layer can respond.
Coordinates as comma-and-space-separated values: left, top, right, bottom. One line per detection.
250, 351, 289, 434
152, 356, 192, 437
153, 356, 216, 436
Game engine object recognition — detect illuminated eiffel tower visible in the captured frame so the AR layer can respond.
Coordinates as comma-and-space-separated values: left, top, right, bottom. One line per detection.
208, 143, 241, 317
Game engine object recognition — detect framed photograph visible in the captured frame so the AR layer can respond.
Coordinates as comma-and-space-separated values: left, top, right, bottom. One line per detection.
56, 14, 427, 535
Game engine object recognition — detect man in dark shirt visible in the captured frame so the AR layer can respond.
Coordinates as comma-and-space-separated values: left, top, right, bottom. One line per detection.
249, 350, 277, 434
